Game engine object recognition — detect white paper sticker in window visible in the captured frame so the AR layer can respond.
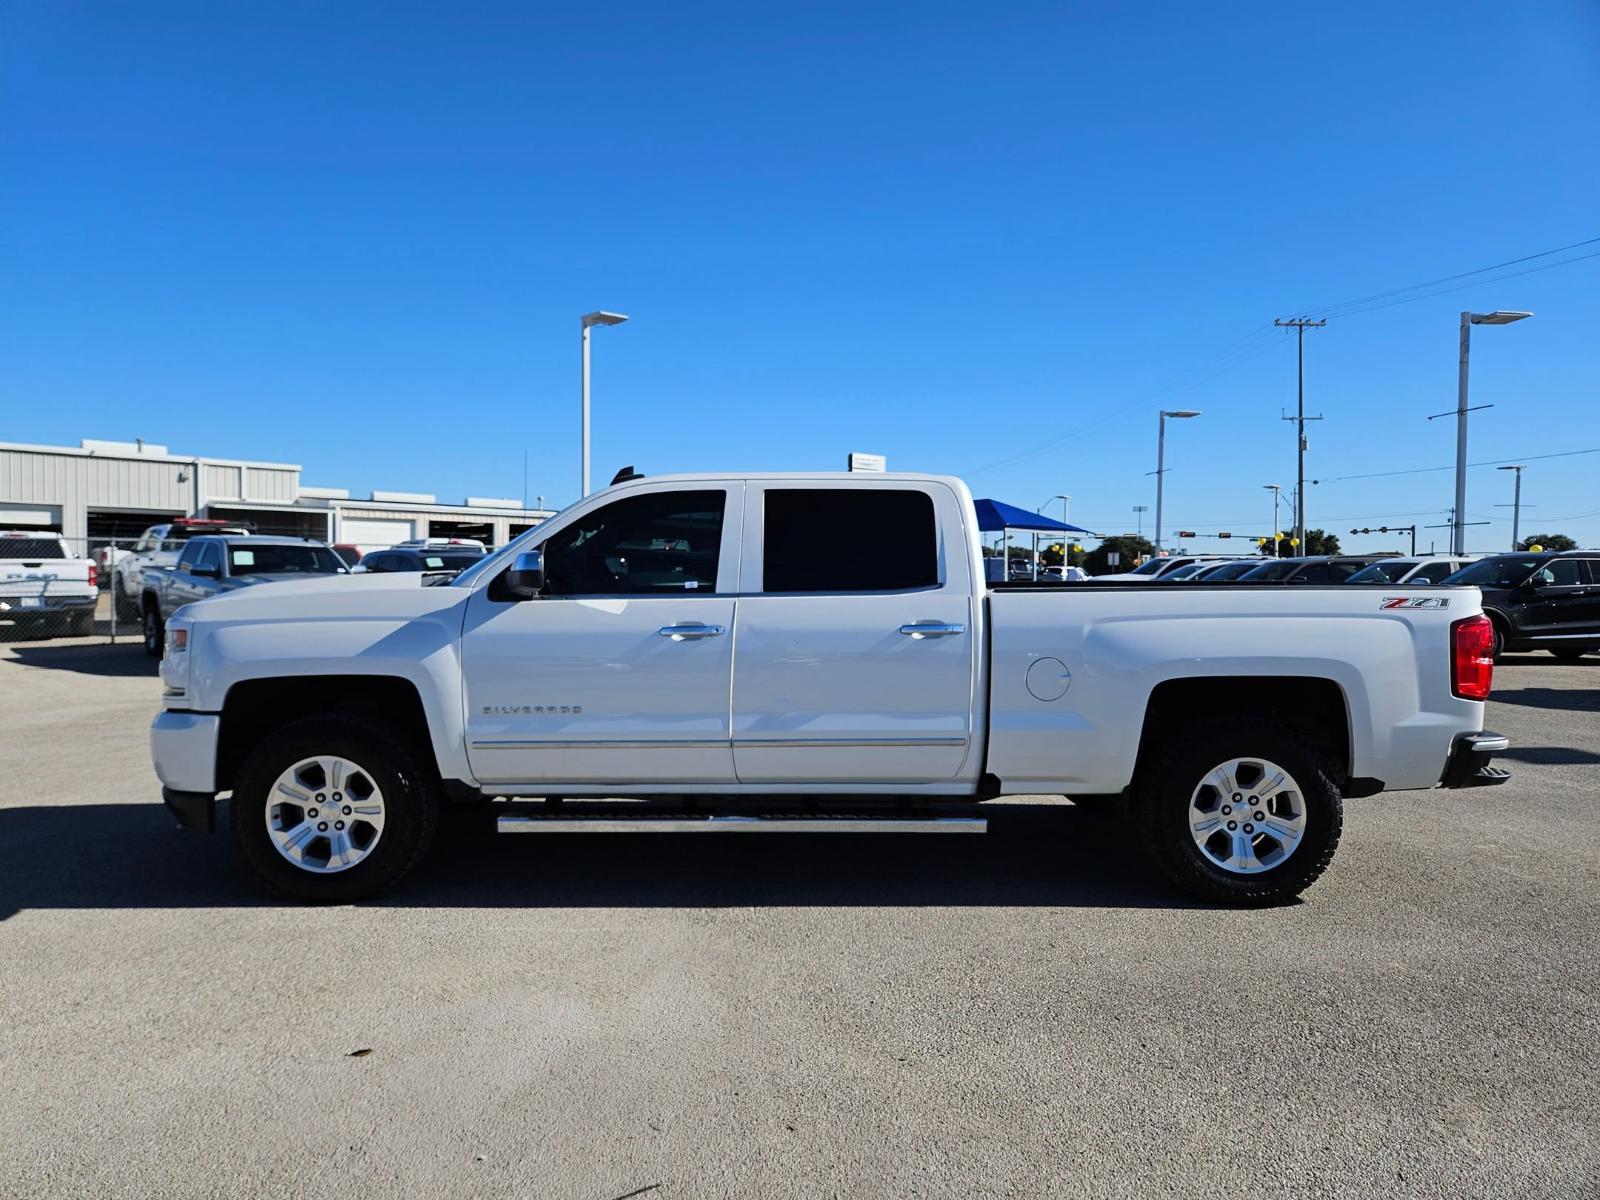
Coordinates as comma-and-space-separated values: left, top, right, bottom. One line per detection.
233, 549, 255, 568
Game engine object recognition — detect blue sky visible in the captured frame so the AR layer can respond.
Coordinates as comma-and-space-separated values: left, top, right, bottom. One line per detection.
4, 2, 1598, 551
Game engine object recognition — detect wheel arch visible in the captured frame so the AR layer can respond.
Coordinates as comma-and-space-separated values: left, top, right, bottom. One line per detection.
1136, 675, 1352, 784
216, 675, 439, 794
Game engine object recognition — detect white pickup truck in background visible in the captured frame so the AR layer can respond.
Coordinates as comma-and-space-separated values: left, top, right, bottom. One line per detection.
150, 471, 1509, 905
111, 519, 253, 620
0, 532, 98, 637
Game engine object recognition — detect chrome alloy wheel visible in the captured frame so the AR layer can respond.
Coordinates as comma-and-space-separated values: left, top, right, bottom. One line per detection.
265, 756, 386, 874
1188, 757, 1307, 875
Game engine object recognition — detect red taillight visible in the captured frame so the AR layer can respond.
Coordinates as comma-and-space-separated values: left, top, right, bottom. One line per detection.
87, 563, 98, 588
1452, 615, 1495, 700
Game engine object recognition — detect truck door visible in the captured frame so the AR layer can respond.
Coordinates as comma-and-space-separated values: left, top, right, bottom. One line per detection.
730, 482, 977, 784
461, 484, 743, 786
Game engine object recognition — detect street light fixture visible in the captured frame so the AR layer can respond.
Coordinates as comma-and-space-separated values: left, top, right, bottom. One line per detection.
1497, 463, 1526, 551
1154, 410, 1200, 553
1453, 310, 1530, 553
580, 310, 630, 497
1263, 484, 1283, 558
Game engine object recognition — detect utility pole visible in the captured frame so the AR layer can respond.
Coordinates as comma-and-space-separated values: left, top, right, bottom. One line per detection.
1275, 318, 1326, 549
1497, 464, 1526, 550
1133, 505, 1148, 539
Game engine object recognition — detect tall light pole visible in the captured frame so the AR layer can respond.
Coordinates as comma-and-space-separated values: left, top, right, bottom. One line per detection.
1497, 464, 1526, 551
1154, 410, 1200, 552
1453, 310, 1530, 553
1263, 484, 1283, 557
580, 310, 630, 496
1275, 317, 1326, 548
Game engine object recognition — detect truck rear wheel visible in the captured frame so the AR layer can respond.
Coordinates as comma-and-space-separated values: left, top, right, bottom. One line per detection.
1132, 717, 1342, 904
142, 604, 164, 658
229, 715, 441, 902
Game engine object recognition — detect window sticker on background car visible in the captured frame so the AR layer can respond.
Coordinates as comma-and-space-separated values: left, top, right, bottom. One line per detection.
233, 549, 255, 568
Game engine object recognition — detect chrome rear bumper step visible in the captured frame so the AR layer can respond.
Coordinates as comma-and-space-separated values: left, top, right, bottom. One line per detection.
496, 814, 987, 834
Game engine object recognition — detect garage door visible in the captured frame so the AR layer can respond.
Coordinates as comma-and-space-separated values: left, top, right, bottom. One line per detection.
339, 518, 415, 554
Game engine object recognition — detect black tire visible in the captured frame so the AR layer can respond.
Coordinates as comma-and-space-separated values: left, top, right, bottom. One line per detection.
230, 714, 441, 902
1131, 716, 1343, 905
115, 590, 139, 623
70, 609, 95, 637
142, 604, 164, 658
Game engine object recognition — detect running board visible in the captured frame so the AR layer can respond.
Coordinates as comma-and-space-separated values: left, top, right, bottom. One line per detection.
496, 813, 987, 834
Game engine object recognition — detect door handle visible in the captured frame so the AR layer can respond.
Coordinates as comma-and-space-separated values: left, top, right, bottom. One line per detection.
899, 622, 966, 638
658, 623, 726, 640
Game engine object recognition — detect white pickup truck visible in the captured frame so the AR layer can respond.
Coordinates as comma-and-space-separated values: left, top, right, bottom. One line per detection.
150, 471, 1509, 904
0, 532, 98, 637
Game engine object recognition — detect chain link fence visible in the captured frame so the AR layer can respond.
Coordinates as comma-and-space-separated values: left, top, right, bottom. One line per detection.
0, 535, 147, 646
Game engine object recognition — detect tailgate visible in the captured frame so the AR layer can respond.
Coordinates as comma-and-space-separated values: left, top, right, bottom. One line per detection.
0, 559, 95, 601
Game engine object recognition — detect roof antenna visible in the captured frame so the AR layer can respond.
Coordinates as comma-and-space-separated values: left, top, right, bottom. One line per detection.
610, 465, 644, 485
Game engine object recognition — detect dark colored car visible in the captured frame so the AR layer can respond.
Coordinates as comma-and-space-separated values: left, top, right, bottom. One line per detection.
1236, 554, 1400, 584
355, 546, 485, 580
1438, 551, 1600, 660
1182, 560, 1263, 582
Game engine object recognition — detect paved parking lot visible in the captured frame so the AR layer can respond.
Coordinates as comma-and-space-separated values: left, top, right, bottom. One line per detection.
1, 640, 1596, 1199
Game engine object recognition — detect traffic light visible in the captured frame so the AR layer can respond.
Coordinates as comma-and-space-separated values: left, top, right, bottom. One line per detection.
1217, 532, 1231, 539
1177, 531, 1196, 539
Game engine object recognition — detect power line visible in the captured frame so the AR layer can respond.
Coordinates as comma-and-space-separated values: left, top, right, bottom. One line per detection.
1319, 446, 1600, 483
1296, 235, 1600, 320
1320, 250, 1600, 321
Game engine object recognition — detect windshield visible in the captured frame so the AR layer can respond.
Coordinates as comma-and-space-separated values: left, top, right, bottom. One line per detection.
419, 553, 481, 572
0, 536, 66, 559
1443, 556, 1543, 589
1162, 562, 1205, 580
1346, 560, 1414, 584
1129, 558, 1169, 576
1239, 560, 1302, 581
450, 526, 543, 588
229, 544, 345, 575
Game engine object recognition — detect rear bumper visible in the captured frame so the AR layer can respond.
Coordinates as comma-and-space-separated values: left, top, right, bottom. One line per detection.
0, 595, 95, 613
1440, 730, 1511, 789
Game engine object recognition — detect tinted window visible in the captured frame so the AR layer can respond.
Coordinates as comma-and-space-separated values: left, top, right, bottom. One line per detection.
1445, 556, 1544, 589
1410, 562, 1457, 584
1346, 561, 1408, 584
0, 536, 66, 560
176, 542, 203, 569
1203, 560, 1261, 581
541, 490, 725, 595
1129, 558, 1168, 576
1297, 562, 1334, 582
1533, 559, 1583, 587
764, 489, 937, 593
228, 544, 344, 575
1328, 561, 1363, 581
1239, 560, 1301, 581
196, 542, 222, 573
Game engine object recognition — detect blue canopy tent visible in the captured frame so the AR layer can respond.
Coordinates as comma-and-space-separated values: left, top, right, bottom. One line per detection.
974, 499, 1094, 581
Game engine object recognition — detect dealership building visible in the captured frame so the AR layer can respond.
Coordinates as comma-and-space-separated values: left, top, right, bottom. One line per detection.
0, 438, 554, 552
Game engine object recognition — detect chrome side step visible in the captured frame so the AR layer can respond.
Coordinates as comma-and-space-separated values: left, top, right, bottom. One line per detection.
496, 814, 987, 834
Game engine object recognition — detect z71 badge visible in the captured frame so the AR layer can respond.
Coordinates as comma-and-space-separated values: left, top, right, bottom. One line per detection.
1380, 596, 1450, 610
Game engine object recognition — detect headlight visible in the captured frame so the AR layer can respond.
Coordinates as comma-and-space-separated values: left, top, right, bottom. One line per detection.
160, 619, 193, 700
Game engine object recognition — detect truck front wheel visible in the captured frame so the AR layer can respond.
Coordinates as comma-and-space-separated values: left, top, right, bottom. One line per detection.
230, 715, 441, 902
142, 604, 164, 658
1132, 717, 1343, 904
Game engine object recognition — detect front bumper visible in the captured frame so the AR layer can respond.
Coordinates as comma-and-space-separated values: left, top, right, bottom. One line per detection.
150, 710, 221, 796
1440, 730, 1511, 789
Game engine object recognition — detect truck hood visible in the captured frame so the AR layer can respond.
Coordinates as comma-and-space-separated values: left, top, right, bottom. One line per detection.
184, 571, 466, 623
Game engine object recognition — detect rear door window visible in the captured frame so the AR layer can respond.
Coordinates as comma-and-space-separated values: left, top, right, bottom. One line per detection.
762, 489, 938, 593
0, 536, 66, 560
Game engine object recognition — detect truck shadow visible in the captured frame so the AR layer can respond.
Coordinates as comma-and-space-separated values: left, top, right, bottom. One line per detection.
0, 802, 1214, 919
2, 642, 157, 677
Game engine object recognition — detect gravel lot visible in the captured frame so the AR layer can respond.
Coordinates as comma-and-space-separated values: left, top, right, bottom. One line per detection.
1, 639, 1596, 1199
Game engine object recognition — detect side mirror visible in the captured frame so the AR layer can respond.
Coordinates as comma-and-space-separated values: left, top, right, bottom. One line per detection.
1526, 572, 1549, 590
191, 564, 220, 579
505, 550, 545, 600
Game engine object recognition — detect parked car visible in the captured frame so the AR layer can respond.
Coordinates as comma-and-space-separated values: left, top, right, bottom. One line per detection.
150, 470, 1507, 906
1236, 554, 1401, 584
1344, 556, 1474, 586
1192, 559, 1269, 582
113, 519, 253, 620
1439, 551, 1600, 660
141, 535, 349, 657
1042, 565, 1089, 582
0, 532, 97, 637
1097, 554, 1246, 582
332, 543, 364, 568
354, 545, 486, 580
